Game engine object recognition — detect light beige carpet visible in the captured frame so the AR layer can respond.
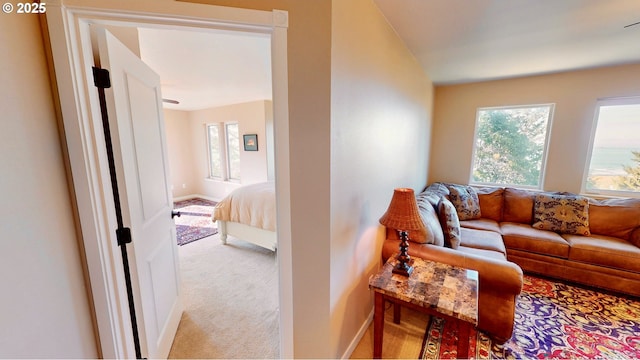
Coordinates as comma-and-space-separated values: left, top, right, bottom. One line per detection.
168, 234, 279, 359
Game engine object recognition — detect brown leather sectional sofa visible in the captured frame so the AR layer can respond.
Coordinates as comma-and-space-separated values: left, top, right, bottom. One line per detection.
381, 183, 640, 344
466, 186, 640, 297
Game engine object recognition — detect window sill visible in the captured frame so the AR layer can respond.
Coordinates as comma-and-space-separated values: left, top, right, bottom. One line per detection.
205, 177, 240, 185
580, 189, 640, 200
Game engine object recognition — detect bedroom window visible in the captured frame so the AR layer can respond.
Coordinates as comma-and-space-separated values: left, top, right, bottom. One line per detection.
207, 124, 223, 179
470, 104, 554, 189
225, 123, 240, 181
583, 97, 640, 196
207, 122, 240, 182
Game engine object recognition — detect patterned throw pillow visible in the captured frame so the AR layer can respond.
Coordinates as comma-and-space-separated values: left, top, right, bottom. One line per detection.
437, 198, 461, 249
532, 194, 591, 235
447, 184, 481, 220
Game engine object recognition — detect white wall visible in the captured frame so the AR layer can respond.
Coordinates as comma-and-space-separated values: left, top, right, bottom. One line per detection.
330, 0, 433, 357
164, 109, 197, 199
431, 63, 640, 193
0, 14, 97, 358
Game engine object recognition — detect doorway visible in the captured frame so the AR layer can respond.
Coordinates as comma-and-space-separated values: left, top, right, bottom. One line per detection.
45, 3, 292, 358
139, 25, 277, 358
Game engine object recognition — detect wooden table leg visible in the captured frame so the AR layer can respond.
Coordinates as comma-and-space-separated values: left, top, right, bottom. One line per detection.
393, 302, 401, 324
457, 321, 471, 359
373, 293, 384, 359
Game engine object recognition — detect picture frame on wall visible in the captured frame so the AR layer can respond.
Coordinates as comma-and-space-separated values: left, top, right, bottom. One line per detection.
243, 134, 258, 151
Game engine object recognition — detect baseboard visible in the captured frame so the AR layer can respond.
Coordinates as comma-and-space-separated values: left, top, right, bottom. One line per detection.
173, 194, 221, 202
173, 194, 195, 202
341, 308, 374, 360
195, 194, 222, 202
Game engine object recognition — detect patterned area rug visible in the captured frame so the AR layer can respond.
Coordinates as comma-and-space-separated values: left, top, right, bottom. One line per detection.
173, 198, 218, 246
420, 275, 640, 359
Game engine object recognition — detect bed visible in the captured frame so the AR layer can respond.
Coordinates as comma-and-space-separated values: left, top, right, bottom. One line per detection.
212, 181, 277, 251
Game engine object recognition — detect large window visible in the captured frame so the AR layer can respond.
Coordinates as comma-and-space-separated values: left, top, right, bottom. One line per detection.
207, 122, 240, 182
583, 97, 640, 196
470, 104, 554, 188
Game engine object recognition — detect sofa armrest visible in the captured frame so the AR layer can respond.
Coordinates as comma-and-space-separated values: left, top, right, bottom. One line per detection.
382, 240, 523, 295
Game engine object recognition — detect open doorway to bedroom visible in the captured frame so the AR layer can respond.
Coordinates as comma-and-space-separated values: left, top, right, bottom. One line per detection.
133, 27, 279, 358
102, 25, 279, 357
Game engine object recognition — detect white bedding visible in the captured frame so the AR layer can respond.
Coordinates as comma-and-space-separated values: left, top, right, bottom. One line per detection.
212, 181, 276, 232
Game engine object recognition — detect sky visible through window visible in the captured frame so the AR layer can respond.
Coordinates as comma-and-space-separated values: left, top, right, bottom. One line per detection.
586, 102, 640, 193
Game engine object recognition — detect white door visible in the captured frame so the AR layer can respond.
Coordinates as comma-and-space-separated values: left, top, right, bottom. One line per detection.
96, 28, 183, 359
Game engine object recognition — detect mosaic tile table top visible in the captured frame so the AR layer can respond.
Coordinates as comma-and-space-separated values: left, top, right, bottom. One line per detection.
369, 255, 479, 325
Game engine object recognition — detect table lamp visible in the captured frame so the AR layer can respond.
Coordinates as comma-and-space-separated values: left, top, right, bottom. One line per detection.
379, 188, 426, 276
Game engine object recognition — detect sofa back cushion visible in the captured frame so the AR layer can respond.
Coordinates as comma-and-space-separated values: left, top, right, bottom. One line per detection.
418, 196, 445, 246
474, 186, 504, 222
589, 197, 640, 240
387, 195, 444, 246
424, 182, 450, 197
503, 188, 535, 224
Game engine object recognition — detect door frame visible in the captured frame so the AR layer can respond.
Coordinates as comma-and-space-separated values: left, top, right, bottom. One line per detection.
45, 1, 292, 358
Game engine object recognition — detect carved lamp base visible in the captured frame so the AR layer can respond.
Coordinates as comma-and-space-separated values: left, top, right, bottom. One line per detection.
392, 230, 413, 276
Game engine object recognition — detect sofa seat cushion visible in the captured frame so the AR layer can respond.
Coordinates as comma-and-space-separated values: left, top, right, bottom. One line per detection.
460, 227, 506, 255
458, 246, 506, 261
460, 218, 501, 234
563, 234, 640, 273
500, 222, 569, 258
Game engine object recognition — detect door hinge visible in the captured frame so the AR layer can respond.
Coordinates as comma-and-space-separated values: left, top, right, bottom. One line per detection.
116, 227, 132, 246
92, 66, 111, 89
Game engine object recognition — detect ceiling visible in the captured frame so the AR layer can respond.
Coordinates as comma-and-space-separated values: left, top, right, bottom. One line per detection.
374, 0, 640, 84
138, 27, 272, 111
139, 1, 640, 111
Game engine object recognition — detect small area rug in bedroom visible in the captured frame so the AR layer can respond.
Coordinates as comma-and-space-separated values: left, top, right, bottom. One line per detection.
420, 274, 640, 359
173, 198, 218, 246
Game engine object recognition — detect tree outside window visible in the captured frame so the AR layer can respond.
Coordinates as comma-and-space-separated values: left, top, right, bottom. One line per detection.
471, 105, 553, 188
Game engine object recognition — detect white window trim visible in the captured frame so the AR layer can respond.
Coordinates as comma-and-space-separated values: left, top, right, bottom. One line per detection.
581, 96, 640, 198
469, 103, 555, 189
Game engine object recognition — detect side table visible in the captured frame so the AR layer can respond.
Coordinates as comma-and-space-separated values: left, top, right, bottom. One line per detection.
369, 255, 478, 359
